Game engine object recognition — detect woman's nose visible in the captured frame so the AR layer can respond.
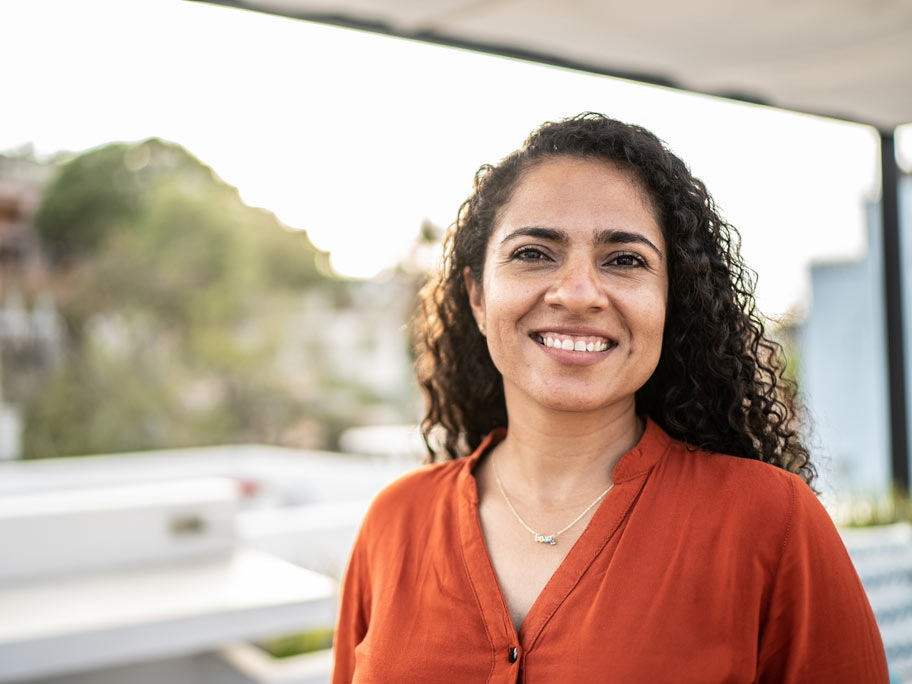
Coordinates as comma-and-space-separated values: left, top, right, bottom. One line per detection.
543, 260, 609, 312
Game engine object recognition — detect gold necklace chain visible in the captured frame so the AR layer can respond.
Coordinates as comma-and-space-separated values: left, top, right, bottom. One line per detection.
492, 456, 614, 545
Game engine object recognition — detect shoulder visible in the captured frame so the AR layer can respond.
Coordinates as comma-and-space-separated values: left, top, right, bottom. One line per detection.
657, 436, 824, 539
356, 458, 467, 539
650, 438, 847, 593
668, 436, 806, 497
373, 458, 464, 508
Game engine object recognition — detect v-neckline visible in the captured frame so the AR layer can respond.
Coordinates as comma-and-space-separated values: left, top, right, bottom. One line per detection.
455, 418, 670, 653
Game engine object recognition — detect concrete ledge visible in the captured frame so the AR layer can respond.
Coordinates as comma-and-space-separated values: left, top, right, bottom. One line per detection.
0, 548, 336, 683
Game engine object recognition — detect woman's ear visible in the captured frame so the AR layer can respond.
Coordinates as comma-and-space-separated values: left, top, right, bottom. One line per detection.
463, 266, 486, 336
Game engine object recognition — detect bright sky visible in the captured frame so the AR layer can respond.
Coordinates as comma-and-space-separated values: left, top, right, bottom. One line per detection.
3, 0, 910, 318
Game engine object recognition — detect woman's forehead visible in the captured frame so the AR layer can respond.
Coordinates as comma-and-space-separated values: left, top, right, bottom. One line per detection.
490, 157, 662, 247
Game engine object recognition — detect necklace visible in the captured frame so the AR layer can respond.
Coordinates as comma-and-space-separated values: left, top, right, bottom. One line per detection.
492, 456, 614, 545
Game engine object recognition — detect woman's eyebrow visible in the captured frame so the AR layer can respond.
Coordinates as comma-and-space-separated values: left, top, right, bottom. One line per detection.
500, 226, 566, 245
595, 229, 663, 259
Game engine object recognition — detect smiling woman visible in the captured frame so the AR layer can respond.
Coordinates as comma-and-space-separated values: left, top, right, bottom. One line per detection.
332, 114, 889, 683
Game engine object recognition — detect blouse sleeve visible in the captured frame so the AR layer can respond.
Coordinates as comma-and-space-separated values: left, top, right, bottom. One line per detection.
331, 524, 372, 684
756, 475, 890, 683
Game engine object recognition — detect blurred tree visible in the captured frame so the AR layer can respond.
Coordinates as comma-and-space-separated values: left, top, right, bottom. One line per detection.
33, 143, 142, 264
22, 138, 366, 459
34, 140, 330, 339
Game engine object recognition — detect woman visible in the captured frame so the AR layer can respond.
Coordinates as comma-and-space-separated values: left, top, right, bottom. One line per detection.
332, 114, 888, 683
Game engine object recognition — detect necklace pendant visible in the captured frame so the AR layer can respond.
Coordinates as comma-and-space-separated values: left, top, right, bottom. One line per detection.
534, 534, 557, 545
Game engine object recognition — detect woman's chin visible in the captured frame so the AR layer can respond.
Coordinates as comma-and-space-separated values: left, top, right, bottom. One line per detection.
524, 392, 631, 416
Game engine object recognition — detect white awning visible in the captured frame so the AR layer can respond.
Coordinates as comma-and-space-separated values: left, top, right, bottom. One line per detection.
222, 0, 912, 130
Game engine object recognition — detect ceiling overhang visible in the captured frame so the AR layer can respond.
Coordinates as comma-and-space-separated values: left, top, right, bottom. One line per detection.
196, 0, 912, 131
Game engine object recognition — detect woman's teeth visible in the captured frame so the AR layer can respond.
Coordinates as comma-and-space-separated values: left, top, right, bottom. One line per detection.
534, 334, 611, 352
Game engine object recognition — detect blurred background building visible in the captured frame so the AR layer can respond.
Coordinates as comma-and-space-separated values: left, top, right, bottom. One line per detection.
802, 176, 912, 497
0, 153, 60, 461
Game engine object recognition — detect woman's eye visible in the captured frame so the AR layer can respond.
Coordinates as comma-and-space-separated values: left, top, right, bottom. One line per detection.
608, 252, 646, 268
511, 246, 550, 261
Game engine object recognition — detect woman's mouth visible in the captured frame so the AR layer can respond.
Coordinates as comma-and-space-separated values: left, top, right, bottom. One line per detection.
531, 332, 616, 353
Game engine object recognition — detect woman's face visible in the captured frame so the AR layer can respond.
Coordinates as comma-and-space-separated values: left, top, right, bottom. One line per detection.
465, 157, 668, 417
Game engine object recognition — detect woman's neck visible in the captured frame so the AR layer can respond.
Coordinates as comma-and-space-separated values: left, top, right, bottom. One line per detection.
492, 398, 643, 506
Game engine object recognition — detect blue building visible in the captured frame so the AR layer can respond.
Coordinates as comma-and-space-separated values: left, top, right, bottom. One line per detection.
801, 176, 912, 497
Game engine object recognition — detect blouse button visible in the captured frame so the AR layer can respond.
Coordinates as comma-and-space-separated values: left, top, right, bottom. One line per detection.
508, 647, 518, 663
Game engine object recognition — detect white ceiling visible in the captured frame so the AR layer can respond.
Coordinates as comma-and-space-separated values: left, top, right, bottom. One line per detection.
221, 0, 912, 130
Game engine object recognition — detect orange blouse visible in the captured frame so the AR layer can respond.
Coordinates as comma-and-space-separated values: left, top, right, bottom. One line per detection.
332, 419, 888, 683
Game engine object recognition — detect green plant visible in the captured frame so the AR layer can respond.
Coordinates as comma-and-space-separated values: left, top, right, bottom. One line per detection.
839, 490, 912, 527
258, 627, 335, 658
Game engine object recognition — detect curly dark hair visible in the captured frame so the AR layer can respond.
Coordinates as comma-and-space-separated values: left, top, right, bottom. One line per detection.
415, 112, 814, 485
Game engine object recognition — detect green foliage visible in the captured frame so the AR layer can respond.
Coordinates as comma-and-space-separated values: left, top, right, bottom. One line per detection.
258, 628, 335, 659
841, 490, 912, 527
23, 343, 173, 459
22, 138, 379, 458
33, 143, 141, 263
35, 139, 330, 331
